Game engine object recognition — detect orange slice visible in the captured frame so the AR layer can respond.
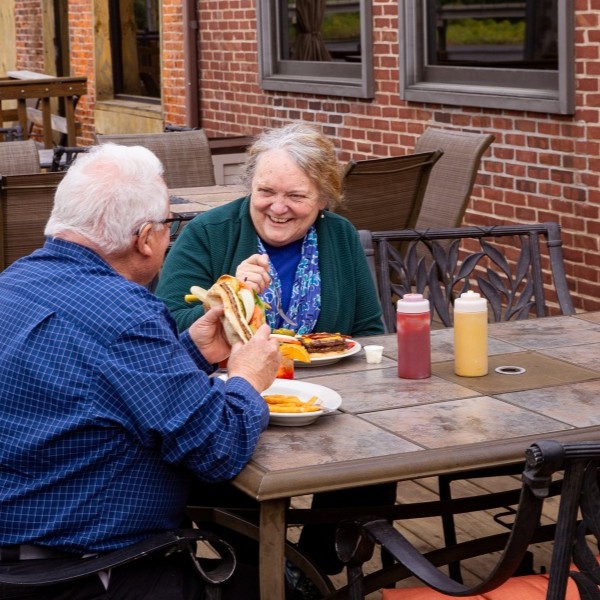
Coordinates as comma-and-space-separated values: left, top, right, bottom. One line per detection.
280, 342, 311, 363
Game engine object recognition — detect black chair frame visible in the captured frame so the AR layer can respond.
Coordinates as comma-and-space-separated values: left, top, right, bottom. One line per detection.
50, 145, 90, 171
0, 528, 236, 595
333, 440, 600, 600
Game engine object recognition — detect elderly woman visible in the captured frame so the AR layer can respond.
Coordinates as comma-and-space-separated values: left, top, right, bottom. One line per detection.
157, 123, 391, 579
156, 121, 384, 337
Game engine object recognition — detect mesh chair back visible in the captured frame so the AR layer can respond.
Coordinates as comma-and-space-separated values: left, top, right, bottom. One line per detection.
370, 223, 574, 332
414, 128, 494, 229
0, 140, 41, 176
337, 151, 443, 231
0, 172, 64, 269
96, 130, 215, 188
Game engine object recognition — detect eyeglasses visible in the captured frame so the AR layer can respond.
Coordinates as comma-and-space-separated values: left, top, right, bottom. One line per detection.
134, 216, 185, 240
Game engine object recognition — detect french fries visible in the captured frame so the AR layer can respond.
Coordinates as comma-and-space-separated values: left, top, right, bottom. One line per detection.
263, 394, 321, 413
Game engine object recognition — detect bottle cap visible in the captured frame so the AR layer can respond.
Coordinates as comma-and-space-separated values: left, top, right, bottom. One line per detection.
454, 290, 487, 313
397, 293, 430, 314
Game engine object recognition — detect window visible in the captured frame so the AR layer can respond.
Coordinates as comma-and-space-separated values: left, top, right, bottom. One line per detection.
258, 0, 374, 99
108, 0, 161, 101
399, 0, 574, 114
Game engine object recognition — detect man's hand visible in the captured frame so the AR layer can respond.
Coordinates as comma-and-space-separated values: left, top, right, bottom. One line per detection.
235, 254, 271, 293
227, 324, 280, 392
188, 306, 231, 365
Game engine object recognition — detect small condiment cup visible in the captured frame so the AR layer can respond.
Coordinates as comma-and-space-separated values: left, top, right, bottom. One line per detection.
364, 345, 384, 364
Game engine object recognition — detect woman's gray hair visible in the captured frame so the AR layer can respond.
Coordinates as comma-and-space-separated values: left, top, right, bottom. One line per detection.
242, 122, 344, 210
45, 143, 167, 255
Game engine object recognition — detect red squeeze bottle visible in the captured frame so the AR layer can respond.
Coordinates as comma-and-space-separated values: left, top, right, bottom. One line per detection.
396, 293, 431, 379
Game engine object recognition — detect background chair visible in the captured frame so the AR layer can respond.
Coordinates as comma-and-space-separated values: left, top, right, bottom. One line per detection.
336, 151, 443, 231
50, 145, 91, 171
413, 128, 494, 230
0, 125, 24, 142
333, 440, 600, 600
96, 129, 216, 188
0, 139, 41, 176
370, 222, 574, 333
0, 171, 64, 269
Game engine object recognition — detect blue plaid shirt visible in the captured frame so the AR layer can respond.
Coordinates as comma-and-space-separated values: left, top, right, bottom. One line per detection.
0, 238, 269, 553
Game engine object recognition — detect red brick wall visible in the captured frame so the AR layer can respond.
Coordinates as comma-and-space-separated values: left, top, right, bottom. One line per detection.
14, 0, 44, 72
162, 0, 187, 125
68, 0, 94, 140
10, 0, 600, 312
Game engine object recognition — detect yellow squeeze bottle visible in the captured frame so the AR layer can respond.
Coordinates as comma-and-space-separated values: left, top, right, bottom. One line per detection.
453, 291, 488, 377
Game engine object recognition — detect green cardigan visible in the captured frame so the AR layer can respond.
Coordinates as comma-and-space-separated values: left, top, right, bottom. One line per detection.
156, 196, 384, 336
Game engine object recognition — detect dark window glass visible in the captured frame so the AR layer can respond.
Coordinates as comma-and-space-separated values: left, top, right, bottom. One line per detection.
258, 0, 373, 98
400, 0, 573, 114
109, 0, 161, 100
279, 0, 362, 63
427, 0, 557, 70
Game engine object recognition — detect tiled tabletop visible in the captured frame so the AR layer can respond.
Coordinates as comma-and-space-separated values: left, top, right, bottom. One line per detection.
230, 312, 600, 599
169, 184, 245, 215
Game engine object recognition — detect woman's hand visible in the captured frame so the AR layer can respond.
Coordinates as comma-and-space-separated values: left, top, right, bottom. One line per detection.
188, 306, 231, 365
235, 254, 271, 293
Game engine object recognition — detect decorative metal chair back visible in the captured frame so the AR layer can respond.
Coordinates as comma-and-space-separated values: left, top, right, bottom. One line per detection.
371, 223, 574, 332
335, 440, 600, 600
0, 139, 41, 176
96, 129, 215, 188
414, 127, 495, 229
337, 151, 443, 231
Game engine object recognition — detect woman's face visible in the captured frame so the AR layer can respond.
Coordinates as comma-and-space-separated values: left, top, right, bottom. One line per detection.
249, 149, 325, 247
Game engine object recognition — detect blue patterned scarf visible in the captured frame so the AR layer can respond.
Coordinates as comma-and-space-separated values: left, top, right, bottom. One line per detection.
258, 226, 321, 334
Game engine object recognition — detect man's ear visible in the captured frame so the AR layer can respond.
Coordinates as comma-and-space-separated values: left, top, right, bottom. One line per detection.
134, 223, 154, 258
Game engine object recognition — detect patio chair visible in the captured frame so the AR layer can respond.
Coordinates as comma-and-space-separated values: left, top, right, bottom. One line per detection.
333, 439, 600, 600
370, 222, 574, 333
0, 528, 236, 594
414, 128, 495, 229
50, 145, 91, 171
0, 125, 24, 142
0, 171, 64, 269
96, 129, 216, 188
0, 139, 41, 176
336, 151, 443, 231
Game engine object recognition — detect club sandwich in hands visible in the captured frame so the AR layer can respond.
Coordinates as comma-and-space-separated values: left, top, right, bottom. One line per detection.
186, 275, 269, 344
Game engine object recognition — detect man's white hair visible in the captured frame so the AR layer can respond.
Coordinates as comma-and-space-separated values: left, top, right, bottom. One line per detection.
45, 143, 167, 255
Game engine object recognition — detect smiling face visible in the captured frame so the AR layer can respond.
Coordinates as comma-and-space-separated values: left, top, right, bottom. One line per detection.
249, 149, 326, 247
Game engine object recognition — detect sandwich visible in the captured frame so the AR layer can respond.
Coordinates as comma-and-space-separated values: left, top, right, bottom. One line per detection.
186, 275, 269, 345
299, 332, 350, 355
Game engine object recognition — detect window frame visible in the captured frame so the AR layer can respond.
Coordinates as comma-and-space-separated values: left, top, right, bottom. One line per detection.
257, 0, 374, 99
399, 0, 575, 115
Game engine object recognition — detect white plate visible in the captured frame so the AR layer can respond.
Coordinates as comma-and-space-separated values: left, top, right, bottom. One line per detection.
262, 379, 342, 426
296, 339, 362, 367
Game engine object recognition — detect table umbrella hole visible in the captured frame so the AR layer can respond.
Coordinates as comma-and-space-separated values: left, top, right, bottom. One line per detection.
495, 365, 526, 375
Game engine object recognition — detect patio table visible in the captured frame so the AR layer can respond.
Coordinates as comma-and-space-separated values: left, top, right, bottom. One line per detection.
169, 183, 245, 216
224, 312, 600, 599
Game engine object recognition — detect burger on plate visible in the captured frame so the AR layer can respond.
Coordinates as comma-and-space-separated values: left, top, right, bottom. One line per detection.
299, 332, 350, 356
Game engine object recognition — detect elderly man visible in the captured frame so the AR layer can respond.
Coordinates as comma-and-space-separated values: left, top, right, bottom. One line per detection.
0, 143, 280, 599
